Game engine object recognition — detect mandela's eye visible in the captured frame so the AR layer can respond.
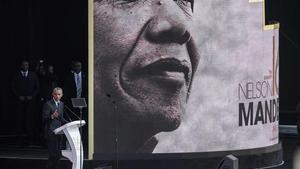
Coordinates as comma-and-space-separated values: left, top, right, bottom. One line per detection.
174, 0, 194, 16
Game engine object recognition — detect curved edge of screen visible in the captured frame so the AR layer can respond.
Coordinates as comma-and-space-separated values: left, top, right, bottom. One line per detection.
92, 142, 282, 169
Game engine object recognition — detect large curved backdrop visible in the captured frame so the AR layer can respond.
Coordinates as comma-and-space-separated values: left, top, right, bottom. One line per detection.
93, 0, 279, 155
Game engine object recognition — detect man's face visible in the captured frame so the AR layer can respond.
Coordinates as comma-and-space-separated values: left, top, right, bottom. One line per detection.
73, 62, 82, 73
21, 61, 29, 71
94, 0, 199, 132
53, 90, 63, 101
48, 66, 54, 74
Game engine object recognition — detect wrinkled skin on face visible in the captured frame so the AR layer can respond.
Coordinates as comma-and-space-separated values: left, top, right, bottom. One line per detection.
94, 0, 200, 153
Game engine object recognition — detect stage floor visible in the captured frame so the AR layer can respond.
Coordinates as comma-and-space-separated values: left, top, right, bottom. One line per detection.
0, 136, 297, 169
272, 136, 298, 169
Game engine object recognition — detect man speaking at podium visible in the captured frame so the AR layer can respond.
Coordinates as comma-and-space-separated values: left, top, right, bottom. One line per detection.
43, 87, 68, 169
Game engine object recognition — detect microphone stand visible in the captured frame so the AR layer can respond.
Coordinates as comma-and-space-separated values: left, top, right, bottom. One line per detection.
112, 100, 118, 169
106, 93, 118, 169
69, 97, 86, 169
78, 106, 83, 169
64, 104, 81, 120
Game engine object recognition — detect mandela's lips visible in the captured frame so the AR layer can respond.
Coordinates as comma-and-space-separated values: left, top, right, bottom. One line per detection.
140, 58, 191, 85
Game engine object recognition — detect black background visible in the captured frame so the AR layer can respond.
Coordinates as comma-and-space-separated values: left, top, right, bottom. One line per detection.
0, 0, 88, 134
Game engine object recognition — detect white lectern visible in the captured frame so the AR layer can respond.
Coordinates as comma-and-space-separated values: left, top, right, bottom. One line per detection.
54, 120, 86, 169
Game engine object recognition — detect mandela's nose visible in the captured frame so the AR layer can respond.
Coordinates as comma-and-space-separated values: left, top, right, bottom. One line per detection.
145, 17, 191, 44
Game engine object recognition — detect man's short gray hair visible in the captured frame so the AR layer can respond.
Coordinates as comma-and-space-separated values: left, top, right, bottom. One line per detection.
53, 87, 63, 93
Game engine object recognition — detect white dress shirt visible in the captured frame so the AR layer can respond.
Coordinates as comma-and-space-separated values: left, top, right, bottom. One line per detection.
21, 70, 28, 77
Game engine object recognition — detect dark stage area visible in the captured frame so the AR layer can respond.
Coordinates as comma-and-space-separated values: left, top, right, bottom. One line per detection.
0, 136, 293, 169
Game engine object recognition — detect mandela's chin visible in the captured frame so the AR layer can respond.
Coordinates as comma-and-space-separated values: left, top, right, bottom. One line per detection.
159, 117, 181, 132
113, 100, 183, 132
156, 108, 182, 132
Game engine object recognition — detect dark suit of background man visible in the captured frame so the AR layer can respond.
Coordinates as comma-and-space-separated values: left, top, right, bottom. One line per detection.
12, 60, 40, 145
296, 102, 300, 133
43, 87, 67, 169
63, 61, 88, 151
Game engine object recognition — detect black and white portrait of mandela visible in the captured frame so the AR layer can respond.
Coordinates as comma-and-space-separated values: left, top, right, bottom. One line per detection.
94, 0, 200, 154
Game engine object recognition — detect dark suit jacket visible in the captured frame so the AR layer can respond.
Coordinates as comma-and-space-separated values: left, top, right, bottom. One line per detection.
43, 99, 68, 135
12, 71, 40, 97
63, 71, 87, 102
297, 102, 300, 132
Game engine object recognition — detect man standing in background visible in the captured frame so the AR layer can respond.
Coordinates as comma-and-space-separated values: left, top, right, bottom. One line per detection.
63, 61, 87, 102
12, 60, 40, 146
63, 60, 88, 151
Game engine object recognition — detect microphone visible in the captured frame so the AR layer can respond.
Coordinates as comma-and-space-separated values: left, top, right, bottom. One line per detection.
63, 108, 73, 122
106, 93, 117, 104
64, 104, 81, 120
